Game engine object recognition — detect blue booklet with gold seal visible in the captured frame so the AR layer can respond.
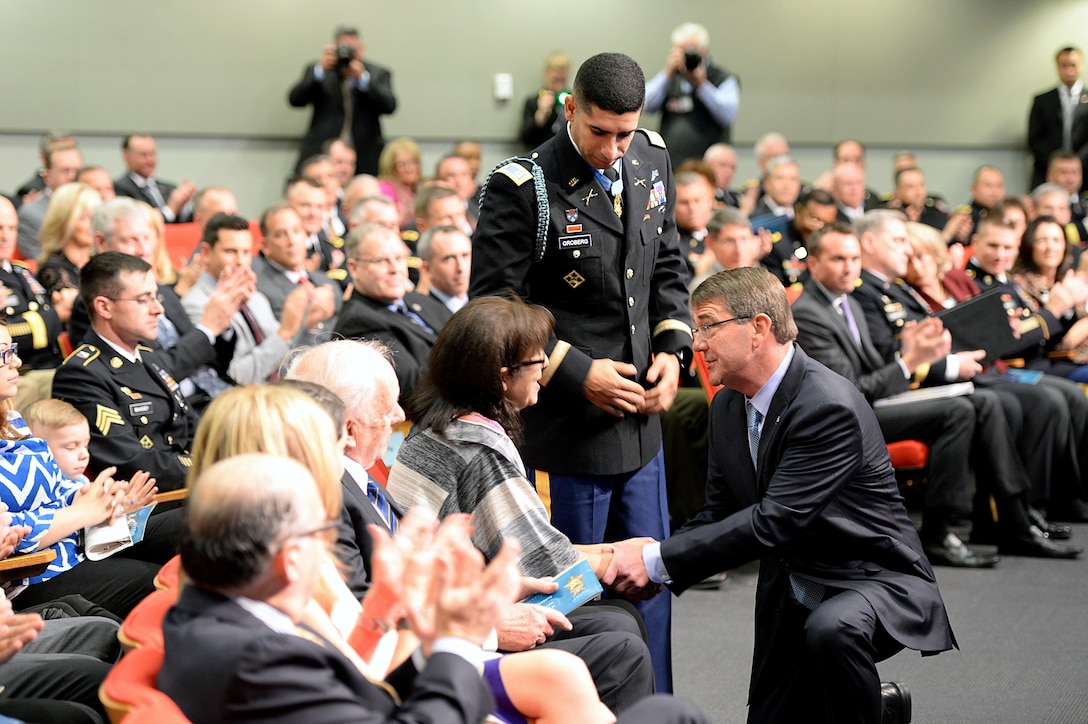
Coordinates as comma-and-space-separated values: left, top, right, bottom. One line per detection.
521, 558, 603, 614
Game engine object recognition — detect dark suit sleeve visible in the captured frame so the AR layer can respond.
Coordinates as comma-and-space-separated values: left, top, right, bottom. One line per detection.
332, 307, 425, 405
335, 500, 373, 598
288, 63, 323, 108
792, 295, 908, 402
662, 393, 865, 592
360, 66, 397, 115
228, 637, 493, 724
1028, 93, 1052, 165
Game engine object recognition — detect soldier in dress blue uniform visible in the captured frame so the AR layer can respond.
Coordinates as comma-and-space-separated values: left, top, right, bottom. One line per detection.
53, 253, 199, 492
471, 52, 692, 692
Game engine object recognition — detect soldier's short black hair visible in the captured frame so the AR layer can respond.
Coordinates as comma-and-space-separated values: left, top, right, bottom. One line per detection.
80, 252, 152, 319
573, 53, 645, 115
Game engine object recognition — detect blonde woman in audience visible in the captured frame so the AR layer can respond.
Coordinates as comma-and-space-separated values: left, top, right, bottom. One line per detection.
377, 137, 422, 229
35, 182, 100, 321
188, 383, 631, 724
903, 221, 979, 310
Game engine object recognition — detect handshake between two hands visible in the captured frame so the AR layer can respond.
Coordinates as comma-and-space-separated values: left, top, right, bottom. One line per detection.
599, 537, 663, 602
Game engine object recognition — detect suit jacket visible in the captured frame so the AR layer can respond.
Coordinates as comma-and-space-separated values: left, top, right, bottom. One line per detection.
15, 194, 48, 260
69, 284, 215, 382
181, 273, 291, 384
51, 331, 199, 491
332, 290, 450, 405
252, 253, 341, 344
288, 60, 397, 176
791, 282, 908, 403
852, 268, 952, 386
337, 467, 403, 598
159, 585, 493, 724
1029, 86, 1088, 189
0, 261, 65, 371
470, 128, 692, 475
660, 346, 955, 699
113, 174, 192, 223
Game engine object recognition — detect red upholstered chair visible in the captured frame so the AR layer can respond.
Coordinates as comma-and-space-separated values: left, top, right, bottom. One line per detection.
100, 645, 189, 724
368, 459, 390, 485
118, 588, 178, 652
162, 222, 202, 272
153, 555, 182, 591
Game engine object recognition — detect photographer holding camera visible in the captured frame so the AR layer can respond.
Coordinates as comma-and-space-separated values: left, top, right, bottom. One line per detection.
645, 22, 740, 166
288, 25, 397, 177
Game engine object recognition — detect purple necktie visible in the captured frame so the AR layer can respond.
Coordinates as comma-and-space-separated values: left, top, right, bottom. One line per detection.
838, 296, 862, 346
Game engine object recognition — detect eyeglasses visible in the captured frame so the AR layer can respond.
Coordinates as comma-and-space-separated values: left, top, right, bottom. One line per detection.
290, 521, 338, 543
0, 344, 18, 365
509, 358, 547, 370
354, 255, 407, 269
691, 315, 753, 339
107, 293, 165, 308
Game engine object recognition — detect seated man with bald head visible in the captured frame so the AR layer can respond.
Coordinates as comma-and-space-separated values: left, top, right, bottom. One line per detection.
158, 453, 507, 723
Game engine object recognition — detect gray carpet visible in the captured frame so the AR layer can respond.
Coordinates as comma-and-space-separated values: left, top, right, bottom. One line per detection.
670, 522, 1088, 723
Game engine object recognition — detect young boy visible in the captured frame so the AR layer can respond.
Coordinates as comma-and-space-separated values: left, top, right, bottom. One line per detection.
23, 399, 91, 484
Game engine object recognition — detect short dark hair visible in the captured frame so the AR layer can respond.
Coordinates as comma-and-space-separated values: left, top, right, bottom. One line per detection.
80, 252, 152, 319
894, 167, 923, 187
797, 188, 835, 210
414, 184, 459, 219
299, 154, 331, 177
121, 134, 152, 151
806, 220, 857, 257
283, 175, 323, 197
259, 202, 299, 238
1057, 46, 1081, 60
1048, 149, 1081, 168
180, 486, 301, 589
202, 214, 250, 248
573, 53, 645, 114
409, 295, 554, 439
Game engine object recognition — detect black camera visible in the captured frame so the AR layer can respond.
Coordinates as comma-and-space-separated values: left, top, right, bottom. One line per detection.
336, 44, 355, 71
684, 49, 703, 72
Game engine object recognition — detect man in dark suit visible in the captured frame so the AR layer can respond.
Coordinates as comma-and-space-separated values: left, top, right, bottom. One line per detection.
793, 223, 1078, 560
703, 143, 740, 208
253, 203, 341, 345
52, 253, 200, 491
112, 135, 194, 224
1029, 46, 1088, 191
606, 267, 956, 723
417, 226, 471, 314
288, 25, 397, 176
159, 453, 511, 724
334, 224, 450, 405
470, 52, 693, 692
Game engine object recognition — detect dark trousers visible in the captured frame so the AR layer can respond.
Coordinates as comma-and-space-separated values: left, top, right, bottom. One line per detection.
548, 448, 673, 693
751, 590, 902, 724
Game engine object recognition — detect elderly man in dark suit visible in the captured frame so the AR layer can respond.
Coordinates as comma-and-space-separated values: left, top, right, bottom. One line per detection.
159, 453, 515, 724
333, 224, 450, 405
288, 25, 397, 176
606, 267, 956, 723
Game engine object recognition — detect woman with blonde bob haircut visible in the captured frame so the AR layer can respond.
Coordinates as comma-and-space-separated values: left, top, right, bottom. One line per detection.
187, 383, 631, 724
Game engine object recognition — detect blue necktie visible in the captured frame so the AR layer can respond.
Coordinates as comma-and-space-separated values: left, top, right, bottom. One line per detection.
366, 480, 398, 534
746, 401, 762, 468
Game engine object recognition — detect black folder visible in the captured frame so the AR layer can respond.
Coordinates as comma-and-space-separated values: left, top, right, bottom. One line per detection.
934, 288, 1022, 364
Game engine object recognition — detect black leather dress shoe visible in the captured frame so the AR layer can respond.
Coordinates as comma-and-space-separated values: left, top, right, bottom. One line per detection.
924, 533, 1000, 568
1027, 508, 1073, 540
999, 528, 1083, 559
881, 681, 912, 724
